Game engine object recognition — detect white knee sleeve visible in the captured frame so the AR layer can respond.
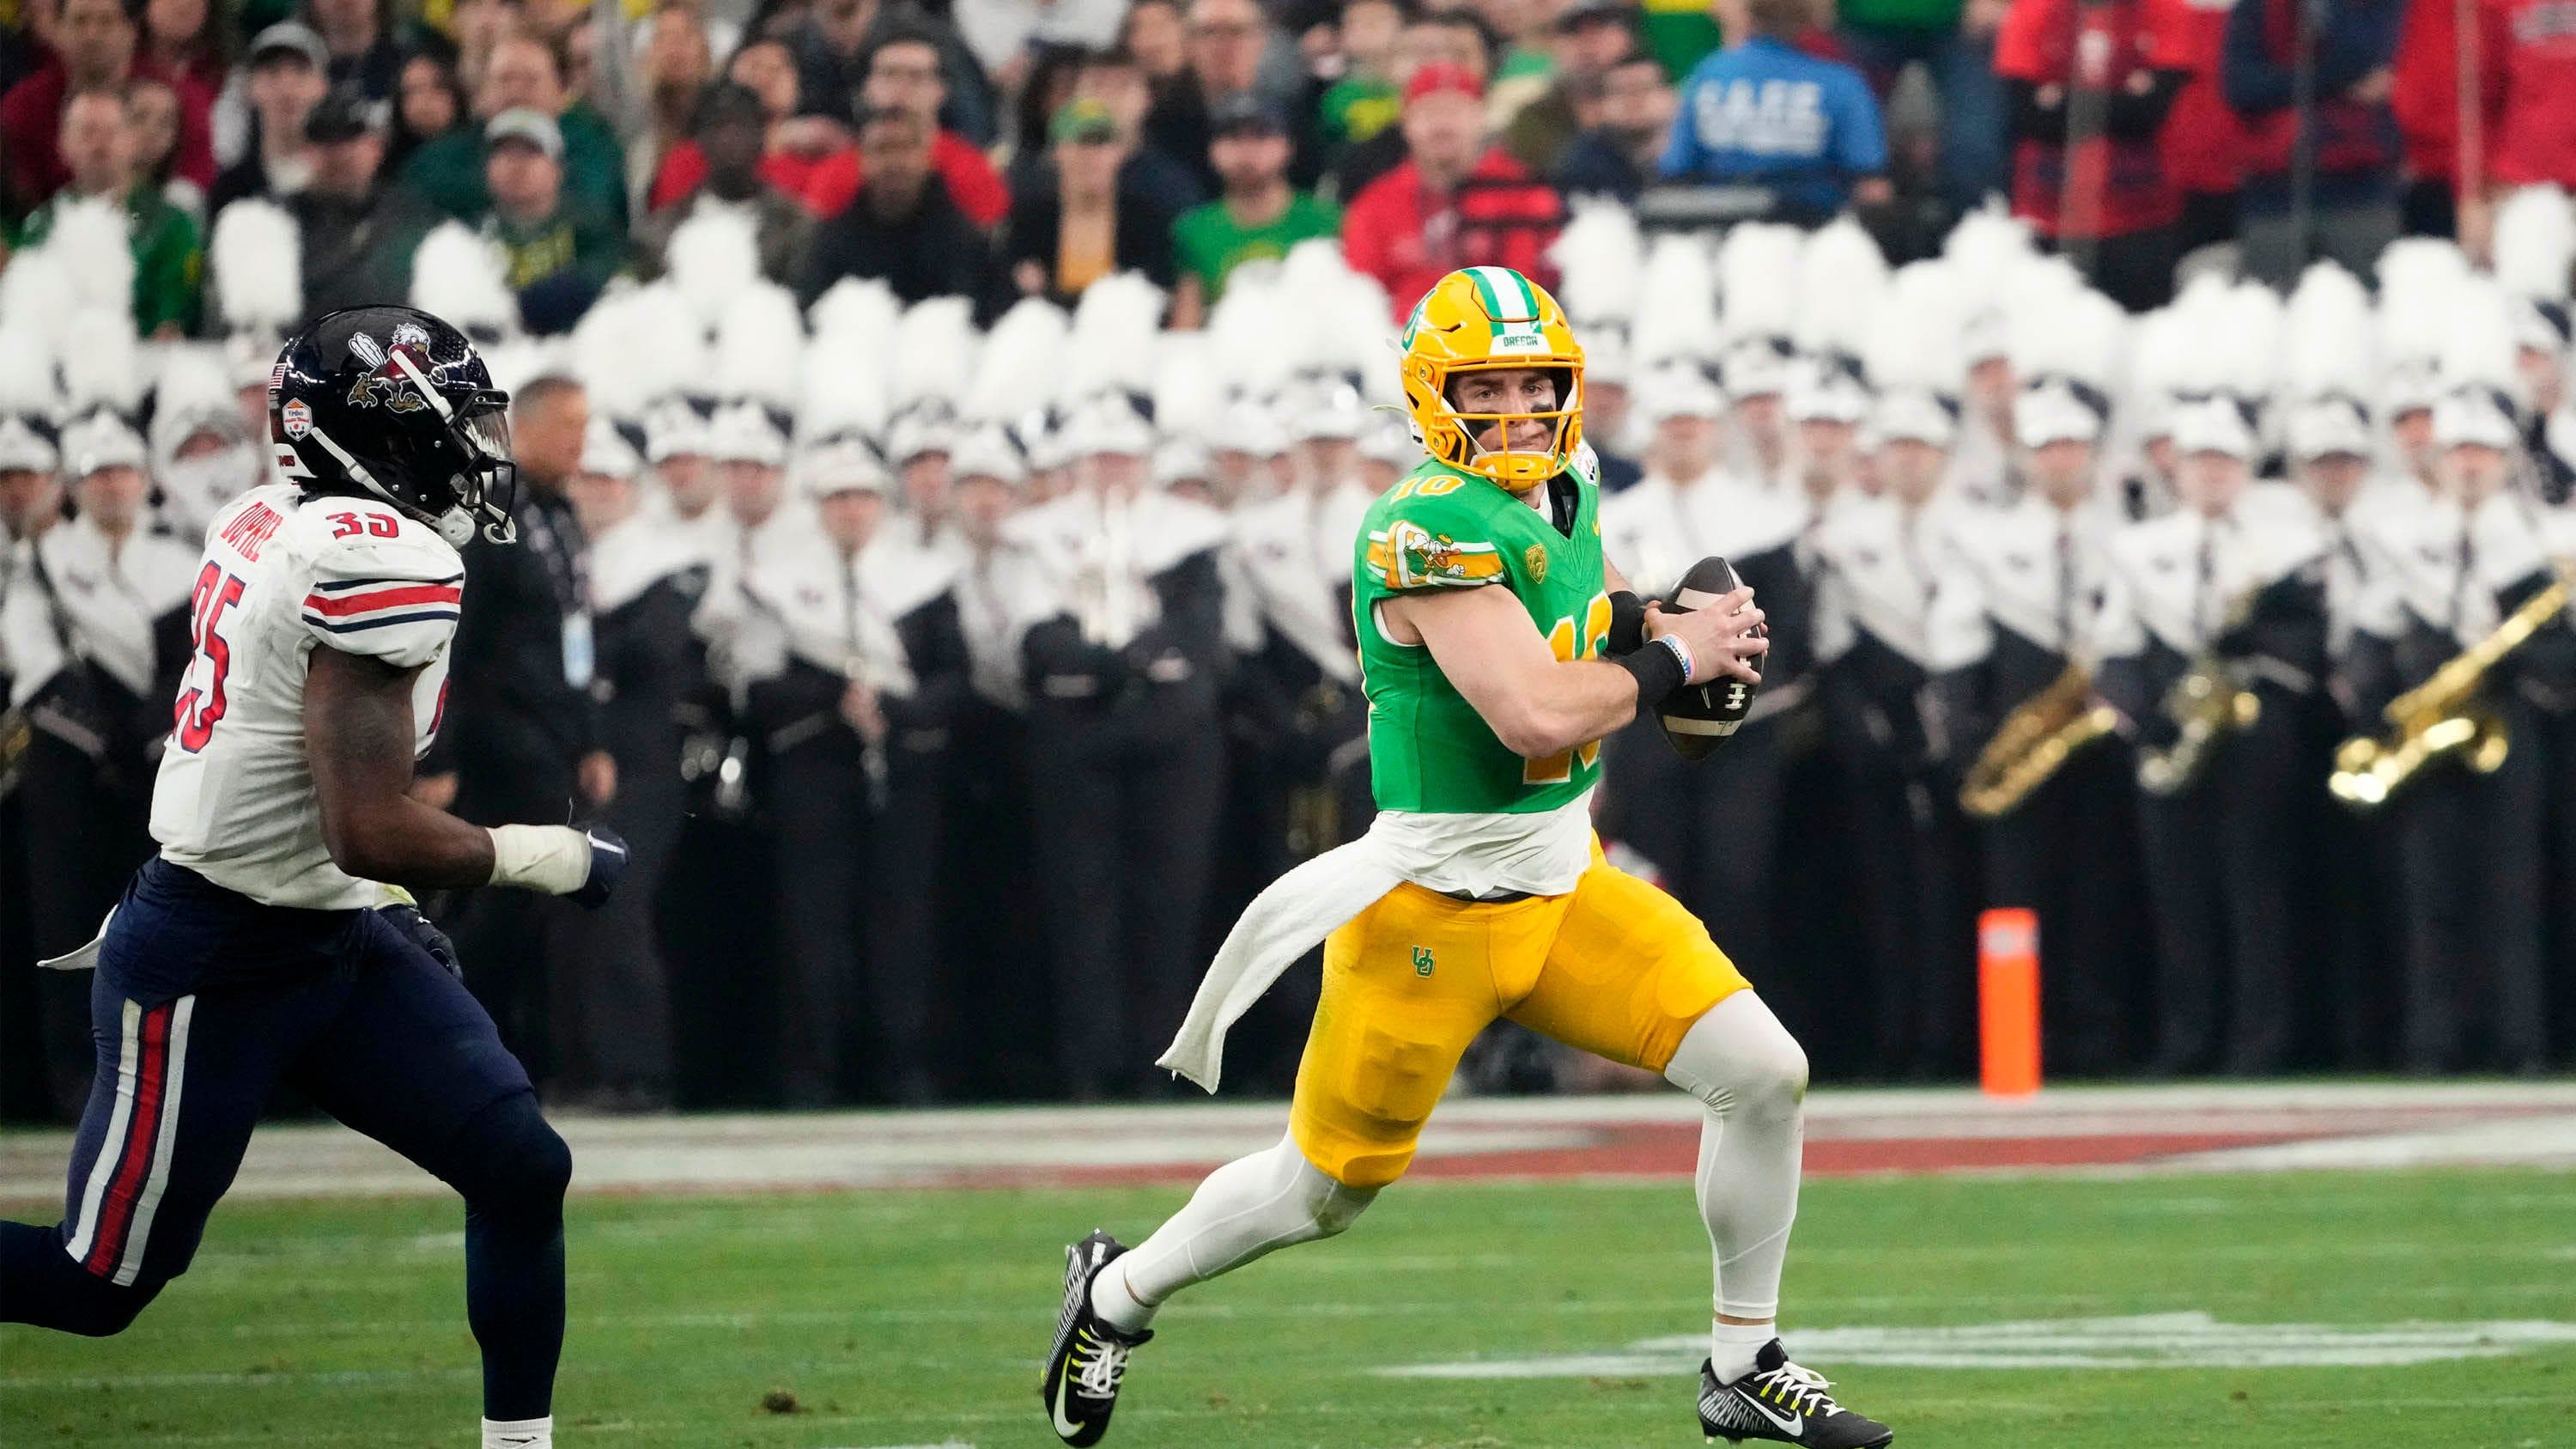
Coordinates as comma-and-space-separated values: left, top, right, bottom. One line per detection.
1663, 991, 1807, 1321
1096, 1135, 1376, 1332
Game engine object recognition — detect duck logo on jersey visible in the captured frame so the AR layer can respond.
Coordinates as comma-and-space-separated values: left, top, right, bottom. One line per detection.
1382, 520, 1507, 589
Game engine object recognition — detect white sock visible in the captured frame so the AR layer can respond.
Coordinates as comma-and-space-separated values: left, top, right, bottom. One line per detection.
1662, 992, 1807, 1354
1711, 1318, 1777, 1384
482, 1416, 550, 1449
1089, 1134, 1376, 1335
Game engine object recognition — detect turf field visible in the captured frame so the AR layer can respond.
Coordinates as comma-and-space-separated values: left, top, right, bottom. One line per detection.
4, 1089, 2574, 1448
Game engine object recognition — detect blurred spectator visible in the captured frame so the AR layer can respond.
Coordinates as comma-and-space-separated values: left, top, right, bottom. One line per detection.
295, 85, 438, 317
1005, 96, 1177, 302
1660, 0, 1892, 225
13, 87, 204, 335
1550, 46, 1674, 200
1501, 0, 1639, 176
1123, 0, 1192, 87
629, 2, 715, 200
309, 0, 408, 101
392, 50, 467, 170
209, 21, 331, 211
2471, 0, 2576, 204
407, 33, 629, 229
2, 0, 216, 211
478, 107, 623, 333
789, 0, 997, 143
801, 24, 1012, 223
125, 75, 203, 216
794, 105, 1002, 308
1837, 0, 2012, 210
648, 38, 850, 208
1483, 0, 1564, 128
2221, 0, 2403, 287
140, 0, 227, 127
1170, 93, 1340, 322
1072, 45, 1205, 217
1993, 0, 2190, 309
1343, 61, 1564, 315
1331, 9, 1491, 195
953, 0, 1125, 101
434, 374, 611, 1079
2160, 0, 2244, 254
1313, 0, 1405, 163
635, 82, 815, 279
448, 0, 519, 95
2389, 0, 2459, 236
1145, 0, 1277, 195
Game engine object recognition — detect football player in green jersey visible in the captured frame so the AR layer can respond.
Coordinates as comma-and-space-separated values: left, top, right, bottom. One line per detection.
1044, 266, 1894, 1448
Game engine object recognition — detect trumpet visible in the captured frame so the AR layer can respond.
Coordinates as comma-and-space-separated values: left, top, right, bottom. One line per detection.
2329, 567, 2573, 809
2136, 655, 2263, 795
1959, 662, 2121, 819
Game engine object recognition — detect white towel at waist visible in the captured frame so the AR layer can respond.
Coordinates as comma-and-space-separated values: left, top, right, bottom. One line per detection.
1157, 789, 1597, 1092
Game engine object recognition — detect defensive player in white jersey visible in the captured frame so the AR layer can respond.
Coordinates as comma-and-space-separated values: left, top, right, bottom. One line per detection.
0, 308, 625, 1449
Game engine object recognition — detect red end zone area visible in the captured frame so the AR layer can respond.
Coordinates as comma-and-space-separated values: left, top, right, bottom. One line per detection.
8, 1083, 2569, 1202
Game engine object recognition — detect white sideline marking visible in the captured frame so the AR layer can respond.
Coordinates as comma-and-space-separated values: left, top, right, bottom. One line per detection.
1377, 1312, 2576, 1378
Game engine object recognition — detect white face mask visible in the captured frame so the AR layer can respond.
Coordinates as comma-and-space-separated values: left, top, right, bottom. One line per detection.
162, 444, 259, 521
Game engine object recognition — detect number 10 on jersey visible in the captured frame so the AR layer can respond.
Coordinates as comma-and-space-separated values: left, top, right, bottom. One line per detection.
1525, 590, 1614, 785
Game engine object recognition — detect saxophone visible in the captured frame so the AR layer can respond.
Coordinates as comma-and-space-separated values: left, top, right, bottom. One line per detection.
1958, 662, 2121, 819
2328, 565, 2574, 808
2135, 653, 2263, 795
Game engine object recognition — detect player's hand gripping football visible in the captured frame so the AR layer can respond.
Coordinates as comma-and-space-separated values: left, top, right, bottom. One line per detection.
1643, 586, 1768, 686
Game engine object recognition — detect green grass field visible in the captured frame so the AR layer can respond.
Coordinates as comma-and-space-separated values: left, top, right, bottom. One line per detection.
6, 1166, 2575, 1448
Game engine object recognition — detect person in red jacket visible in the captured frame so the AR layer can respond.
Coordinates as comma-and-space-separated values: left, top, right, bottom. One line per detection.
1342, 62, 1565, 319
1992, 0, 2195, 309
2159, 0, 2246, 254
799, 24, 1010, 226
2473, 0, 2576, 227
0, 0, 215, 213
2390, 0, 2469, 235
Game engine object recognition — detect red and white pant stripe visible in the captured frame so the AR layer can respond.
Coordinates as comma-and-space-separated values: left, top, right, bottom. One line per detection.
64, 995, 196, 1287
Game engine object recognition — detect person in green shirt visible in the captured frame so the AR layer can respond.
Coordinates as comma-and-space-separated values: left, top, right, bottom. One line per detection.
476, 109, 623, 334
1314, 0, 1405, 152
1041, 265, 1899, 1449
1168, 95, 1341, 326
14, 88, 202, 336
404, 33, 628, 230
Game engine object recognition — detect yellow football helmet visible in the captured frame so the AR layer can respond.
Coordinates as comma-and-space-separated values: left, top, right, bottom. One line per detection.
1398, 267, 1586, 487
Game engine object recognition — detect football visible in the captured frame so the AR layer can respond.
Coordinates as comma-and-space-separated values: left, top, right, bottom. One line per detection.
1655, 556, 1765, 761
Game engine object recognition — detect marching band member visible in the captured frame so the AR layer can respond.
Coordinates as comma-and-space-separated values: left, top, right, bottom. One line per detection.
1929, 275, 2148, 1074
1810, 261, 1979, 1078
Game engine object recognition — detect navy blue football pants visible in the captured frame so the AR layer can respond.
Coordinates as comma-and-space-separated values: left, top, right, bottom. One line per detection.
0, 858, 569, 1422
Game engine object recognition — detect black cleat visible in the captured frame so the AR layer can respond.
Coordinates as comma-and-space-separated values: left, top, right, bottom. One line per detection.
1698, 1341, 1893, 1447
1042, 1230, 1152, 1446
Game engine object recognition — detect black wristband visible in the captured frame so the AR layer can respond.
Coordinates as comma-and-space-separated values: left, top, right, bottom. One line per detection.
1607, 589, 1646, 654
1615, 636, 1687, 708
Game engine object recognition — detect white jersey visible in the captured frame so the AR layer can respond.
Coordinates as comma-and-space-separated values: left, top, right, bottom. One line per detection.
149, 484, 463, 910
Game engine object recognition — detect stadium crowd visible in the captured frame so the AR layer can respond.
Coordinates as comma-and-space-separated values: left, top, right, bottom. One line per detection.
3, 0, 2575, 1120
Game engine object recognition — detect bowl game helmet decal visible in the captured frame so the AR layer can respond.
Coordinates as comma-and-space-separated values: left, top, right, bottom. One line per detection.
1399, 267, 1587, 487
270, 306, 519, 547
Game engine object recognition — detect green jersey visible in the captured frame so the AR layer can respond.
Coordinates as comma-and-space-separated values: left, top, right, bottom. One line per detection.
1354, 458, 1612, 815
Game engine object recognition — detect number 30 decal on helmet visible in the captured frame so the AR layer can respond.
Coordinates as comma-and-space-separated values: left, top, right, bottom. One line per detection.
1397, 267, 1587, 488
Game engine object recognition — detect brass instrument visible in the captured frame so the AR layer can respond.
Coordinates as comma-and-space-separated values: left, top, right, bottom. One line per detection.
2136, 655, 2263, 795
1959, 662, 2121, 819
2329, 567, 2573, 809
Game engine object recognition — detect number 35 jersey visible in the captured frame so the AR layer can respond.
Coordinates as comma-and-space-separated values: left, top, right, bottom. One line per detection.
151, 484, 465, 910
1353, 458, 1610, 816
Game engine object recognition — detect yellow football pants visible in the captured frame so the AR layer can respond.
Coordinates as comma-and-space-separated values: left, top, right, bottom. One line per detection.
1287, 850, 1750, 1188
